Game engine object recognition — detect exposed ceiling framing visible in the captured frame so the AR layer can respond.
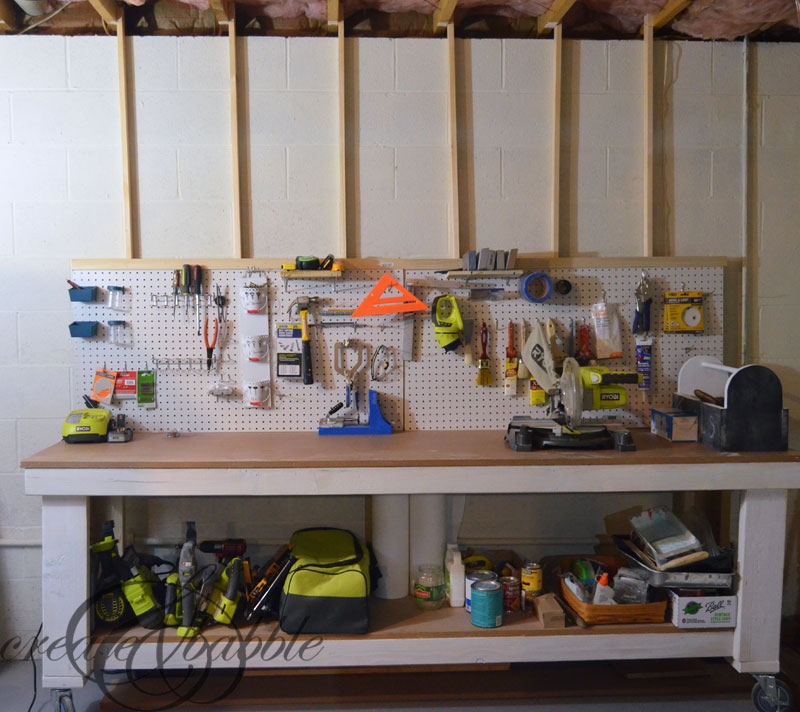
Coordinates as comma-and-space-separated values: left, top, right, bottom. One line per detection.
2, 0, 798, 41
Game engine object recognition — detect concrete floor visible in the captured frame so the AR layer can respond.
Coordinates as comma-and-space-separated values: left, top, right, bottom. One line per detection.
1, 661, 759, 712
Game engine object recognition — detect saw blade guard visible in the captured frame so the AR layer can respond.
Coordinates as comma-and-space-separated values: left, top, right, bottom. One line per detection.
561, 357, 584, 427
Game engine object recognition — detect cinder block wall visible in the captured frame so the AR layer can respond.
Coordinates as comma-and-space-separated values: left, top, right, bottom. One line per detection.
1, 35, 798, 648
753, 44, 800, 616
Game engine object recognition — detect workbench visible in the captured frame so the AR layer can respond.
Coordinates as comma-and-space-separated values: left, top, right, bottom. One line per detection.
22, 430, 800, 705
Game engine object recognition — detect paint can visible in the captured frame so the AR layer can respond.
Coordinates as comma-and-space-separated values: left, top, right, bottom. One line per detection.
470, 580, 503, 628
521, 562, 543, 610
465, 570, 497, 613
499, 575, 521, 613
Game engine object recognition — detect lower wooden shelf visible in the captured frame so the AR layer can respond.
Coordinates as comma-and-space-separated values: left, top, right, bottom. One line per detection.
91, 597, 734, 670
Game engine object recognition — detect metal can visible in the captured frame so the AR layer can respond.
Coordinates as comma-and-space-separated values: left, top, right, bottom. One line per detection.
465, 570, 497, 613
520, 562, 543, 610
470, 580, 503, 628
499, 575, 521, 613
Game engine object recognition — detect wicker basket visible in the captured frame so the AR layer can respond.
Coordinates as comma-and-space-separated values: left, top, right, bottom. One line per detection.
559, 556, 667, 625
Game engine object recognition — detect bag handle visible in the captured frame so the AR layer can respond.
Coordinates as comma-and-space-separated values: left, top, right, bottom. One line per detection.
291, 527, 363, 569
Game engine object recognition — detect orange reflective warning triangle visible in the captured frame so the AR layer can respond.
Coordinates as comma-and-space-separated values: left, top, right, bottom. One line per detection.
351, 274, 428, 318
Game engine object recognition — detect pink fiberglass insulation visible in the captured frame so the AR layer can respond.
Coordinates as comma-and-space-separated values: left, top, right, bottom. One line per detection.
88, 0, 798, 35
672, 0, 798, 40
342, 0, 550, 17
578, 0, 665, 35
171, 0, 330, 16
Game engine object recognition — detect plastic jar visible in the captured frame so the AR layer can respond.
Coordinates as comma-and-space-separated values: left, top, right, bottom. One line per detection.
107, 320, 130, 346
414, 564, 445, 610
106, 286, 126, 311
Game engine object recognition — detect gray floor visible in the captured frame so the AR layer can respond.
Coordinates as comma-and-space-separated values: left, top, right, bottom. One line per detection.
1, 660, 759, 712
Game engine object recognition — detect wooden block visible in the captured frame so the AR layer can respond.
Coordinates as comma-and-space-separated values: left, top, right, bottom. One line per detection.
533, 593, 565, 629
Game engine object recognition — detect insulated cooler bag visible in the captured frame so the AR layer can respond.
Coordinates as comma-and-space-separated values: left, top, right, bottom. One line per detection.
279, 527, 376, 634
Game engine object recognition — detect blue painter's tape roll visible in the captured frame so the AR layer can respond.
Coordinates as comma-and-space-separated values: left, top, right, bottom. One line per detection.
521, 272, 553, 303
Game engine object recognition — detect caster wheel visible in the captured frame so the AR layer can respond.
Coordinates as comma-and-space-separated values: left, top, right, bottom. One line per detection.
752, 679, 794, 712
53, 690, 75, 712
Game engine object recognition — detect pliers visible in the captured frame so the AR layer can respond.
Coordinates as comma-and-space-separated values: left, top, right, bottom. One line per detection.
204, 317, 218, 371
633, 272, 653, 335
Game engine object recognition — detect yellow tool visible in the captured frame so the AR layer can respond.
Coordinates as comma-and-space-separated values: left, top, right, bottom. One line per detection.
560, 359, 641, 426
430, 295, 464, 352
288, 297, 319, 385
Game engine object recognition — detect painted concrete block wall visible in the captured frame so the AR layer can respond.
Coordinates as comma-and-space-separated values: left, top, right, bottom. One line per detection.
753, 43, 800, 616
656, 41, 744, 257
350, 38, 450, 257
561, 40, 644, 256
134, 37, 234, 257
457, 39, 554, 254
246, 37, 340, 257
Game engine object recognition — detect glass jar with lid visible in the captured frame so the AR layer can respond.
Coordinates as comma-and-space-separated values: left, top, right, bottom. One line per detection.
414, 564, 445, 610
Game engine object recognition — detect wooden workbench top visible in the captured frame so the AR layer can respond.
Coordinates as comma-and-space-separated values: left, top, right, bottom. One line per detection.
20, 429, 800, 470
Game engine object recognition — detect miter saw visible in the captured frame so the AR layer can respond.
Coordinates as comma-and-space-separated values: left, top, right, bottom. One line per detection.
505, 322, 640, 452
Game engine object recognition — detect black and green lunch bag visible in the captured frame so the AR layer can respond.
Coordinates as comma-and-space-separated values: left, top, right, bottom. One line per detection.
279, 527, 375, 635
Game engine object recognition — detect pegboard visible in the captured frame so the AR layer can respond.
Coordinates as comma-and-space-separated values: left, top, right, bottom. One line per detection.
70, 269, 406, 432
405, 266, 723, 429
69, 265, 723, 433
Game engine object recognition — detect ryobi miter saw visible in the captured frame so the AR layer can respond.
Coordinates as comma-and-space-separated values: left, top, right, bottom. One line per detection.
505, 322, 640, 451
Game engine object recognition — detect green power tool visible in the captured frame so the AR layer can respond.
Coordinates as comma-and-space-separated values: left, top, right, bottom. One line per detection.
90, 520, 164, 629
431, 295, 464, 352
208, 557, 243, 625
163, 572, 182, 627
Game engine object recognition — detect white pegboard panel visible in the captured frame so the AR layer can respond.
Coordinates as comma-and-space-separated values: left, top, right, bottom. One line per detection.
70, 266, 722, 433
403, 266, 724, 430
70, 269, 406, 433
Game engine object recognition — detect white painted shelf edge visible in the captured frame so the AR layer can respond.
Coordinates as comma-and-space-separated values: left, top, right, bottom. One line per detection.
24, 461, 800, 496
90, 627, 734, 670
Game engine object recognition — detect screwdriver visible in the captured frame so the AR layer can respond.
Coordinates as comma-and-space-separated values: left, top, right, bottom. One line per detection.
181, 264, 191, 315
192, 265, 203, 335
172, 269, 181, 320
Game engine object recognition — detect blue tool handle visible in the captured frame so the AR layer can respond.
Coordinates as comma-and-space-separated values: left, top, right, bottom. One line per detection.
642, 298, 652, 333
633, 299, 653, 334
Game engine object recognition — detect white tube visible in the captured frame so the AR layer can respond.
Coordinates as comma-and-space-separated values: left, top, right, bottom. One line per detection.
409, 494, 447, 594
371, 495, 410, 599
447, 494, 466, 544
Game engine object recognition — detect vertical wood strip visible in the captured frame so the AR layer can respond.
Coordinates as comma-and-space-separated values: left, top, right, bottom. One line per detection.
643, 14, 654, 257
228, 8, 243, 258
116, 13, 136, 259
337, 21, 347, 258
552, 23, 562, 256
446, 23, 460, 259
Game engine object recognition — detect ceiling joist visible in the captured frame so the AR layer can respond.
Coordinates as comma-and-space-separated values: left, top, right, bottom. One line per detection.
87, 0, 121, 25
0, 0, 19, 31
327, 0, 341, 32
639, 0, 691, 35
210, 0, 232, 24
432, 0, 458, 34
537, 0, 576, 36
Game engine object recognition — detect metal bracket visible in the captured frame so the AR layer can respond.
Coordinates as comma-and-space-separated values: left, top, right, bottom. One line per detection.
753, 675, 780, 707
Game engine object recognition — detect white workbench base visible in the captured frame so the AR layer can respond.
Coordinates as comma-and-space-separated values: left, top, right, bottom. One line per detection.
26, 432, 799, 693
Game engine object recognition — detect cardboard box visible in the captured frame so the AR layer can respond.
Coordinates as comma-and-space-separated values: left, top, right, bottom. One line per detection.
651, 408, 698, 442
670, 590, 737, 628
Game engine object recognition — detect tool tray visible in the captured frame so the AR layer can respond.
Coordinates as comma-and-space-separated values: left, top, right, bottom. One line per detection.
68, 286, 98, 302
613, 535, 736, 589
558, 555, 667, 625
69, 321, 99, 338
